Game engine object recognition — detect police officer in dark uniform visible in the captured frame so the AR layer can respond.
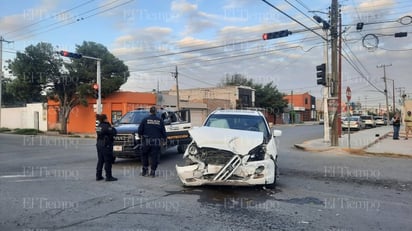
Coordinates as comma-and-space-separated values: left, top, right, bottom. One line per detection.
137, 106, 167, 177
96, 114, 118, 181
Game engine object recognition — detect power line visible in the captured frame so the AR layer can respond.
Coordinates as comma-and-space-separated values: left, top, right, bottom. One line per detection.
261, 0, 327, 41
283, 0, 320, 26
10, 0, 134, 41
4, 0, 97, 37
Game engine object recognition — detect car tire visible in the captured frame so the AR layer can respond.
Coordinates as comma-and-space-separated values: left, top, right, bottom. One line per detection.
266, 158, 278, 189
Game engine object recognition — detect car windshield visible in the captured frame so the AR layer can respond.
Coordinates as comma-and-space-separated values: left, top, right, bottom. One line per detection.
344, 117, 360, 121
204, 114, 269, 137
361, 116, 372, 120
118, 111, 150, 124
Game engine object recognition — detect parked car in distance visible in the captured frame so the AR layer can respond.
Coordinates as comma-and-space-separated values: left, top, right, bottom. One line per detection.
342, 116, 365, 131
360, 115, 376, 128
373, 116, 387, 126
176, 109, 282, 188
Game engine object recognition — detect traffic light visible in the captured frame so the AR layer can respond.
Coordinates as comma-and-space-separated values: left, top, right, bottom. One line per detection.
92, 83, 99, 99
262, 30, 290, 40
394, 32, 407, 37
316, 63, 326, 86
356, 22, 364, 30
59, 50, 82, 59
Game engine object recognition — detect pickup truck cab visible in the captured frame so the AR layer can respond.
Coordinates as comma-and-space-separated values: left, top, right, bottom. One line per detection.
112, 108, 192, 161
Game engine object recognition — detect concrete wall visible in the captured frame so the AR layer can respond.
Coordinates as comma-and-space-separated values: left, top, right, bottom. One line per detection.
1, 103, 47, 131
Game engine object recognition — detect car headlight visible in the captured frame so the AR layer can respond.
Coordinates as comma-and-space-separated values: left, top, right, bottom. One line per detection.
134, 133, 140, 140
187, 143, 198, 155
248, 145, 266, 161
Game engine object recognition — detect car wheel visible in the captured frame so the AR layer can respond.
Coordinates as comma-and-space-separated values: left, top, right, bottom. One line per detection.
266, 158, 278, 189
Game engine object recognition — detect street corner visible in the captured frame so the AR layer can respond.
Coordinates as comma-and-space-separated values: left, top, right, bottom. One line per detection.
363, 134, 412, 159
294, 139, 337, 152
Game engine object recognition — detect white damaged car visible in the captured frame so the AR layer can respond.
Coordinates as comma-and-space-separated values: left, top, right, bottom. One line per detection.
176, 109, 282, 187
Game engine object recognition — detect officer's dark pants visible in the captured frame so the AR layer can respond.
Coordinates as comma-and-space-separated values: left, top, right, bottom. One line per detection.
141, 145, 161, 171
96, 144, 114, 178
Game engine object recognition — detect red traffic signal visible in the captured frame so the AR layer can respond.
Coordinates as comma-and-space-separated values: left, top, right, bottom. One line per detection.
92, 84, 99, 99
59, 50, 82, 59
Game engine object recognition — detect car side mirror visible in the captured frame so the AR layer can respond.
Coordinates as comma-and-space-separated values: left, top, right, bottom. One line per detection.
272, 129, 282, 137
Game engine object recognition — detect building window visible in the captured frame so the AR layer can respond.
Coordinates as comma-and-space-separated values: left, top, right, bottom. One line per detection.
305, 98, 308, 105
112, 111, 122, 124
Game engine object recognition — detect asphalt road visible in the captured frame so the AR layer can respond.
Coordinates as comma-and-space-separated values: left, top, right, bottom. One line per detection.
0, 126, 411, 231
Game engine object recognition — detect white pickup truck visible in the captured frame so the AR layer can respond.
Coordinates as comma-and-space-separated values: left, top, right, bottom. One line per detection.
112, 108, 192, 162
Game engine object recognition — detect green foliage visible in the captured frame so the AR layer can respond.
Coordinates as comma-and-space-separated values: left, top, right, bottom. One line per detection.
220, 73, 254, 87
11, 128, 42, 135
70, 41, 129, 98
0, 127, 12, 133
6, 42, 61, 103
5, 41, 129, 133
221, 73, 288, 113
254, 82, 288, 113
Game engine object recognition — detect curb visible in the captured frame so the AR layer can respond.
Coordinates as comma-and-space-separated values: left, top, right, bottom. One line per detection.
294, 129, 409, 158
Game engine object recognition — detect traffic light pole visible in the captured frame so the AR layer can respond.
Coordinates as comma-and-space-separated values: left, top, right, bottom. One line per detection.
82, 55, 102, 114
323, 29, 330, 143
0, 36, 13, 128
330, 0, 339, 146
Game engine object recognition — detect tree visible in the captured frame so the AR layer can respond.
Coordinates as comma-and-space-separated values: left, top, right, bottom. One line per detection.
7, 41, 129, 133
220, 73, 288, 113
254, 82, 288, 114
6, 42, 58, 103
220, 73, 254, 87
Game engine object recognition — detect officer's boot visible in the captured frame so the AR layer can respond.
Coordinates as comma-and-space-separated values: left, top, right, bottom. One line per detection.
141, 167, 148, 176
149, 169, 156, 178
105, 170, 117, 182
96, 171, 104, 181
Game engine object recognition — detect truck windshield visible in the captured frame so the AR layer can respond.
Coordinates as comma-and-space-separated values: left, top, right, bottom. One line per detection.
118, 111, 149, 124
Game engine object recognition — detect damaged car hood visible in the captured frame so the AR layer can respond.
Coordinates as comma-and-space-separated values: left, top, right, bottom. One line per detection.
189, 127, 264, 155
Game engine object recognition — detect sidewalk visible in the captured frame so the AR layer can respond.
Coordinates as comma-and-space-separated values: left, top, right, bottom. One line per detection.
295, 126, 412, 158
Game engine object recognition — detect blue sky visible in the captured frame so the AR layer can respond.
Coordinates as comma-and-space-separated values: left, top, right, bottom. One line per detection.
1, 0, 412, 109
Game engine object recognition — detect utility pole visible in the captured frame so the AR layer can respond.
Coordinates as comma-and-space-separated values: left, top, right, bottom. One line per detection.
323, 28, 330, 143
0, 36, 14, 128
377, 64, 392, 124
387, 78, 395, 113
338, 10, 342, 137
171, 66, 180, 110
291, 90, 294, 124
330, 0, 339, 146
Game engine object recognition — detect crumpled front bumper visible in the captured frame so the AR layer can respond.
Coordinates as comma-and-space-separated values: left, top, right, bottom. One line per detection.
175, 159, 275, 186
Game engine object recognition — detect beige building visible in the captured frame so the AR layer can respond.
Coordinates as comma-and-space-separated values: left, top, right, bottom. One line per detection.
163, 85, 255, 111
159, 85, 256, 126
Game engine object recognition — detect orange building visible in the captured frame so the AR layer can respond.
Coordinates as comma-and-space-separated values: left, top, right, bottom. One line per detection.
284, 92, 316, 122
47, 91, 156, 134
